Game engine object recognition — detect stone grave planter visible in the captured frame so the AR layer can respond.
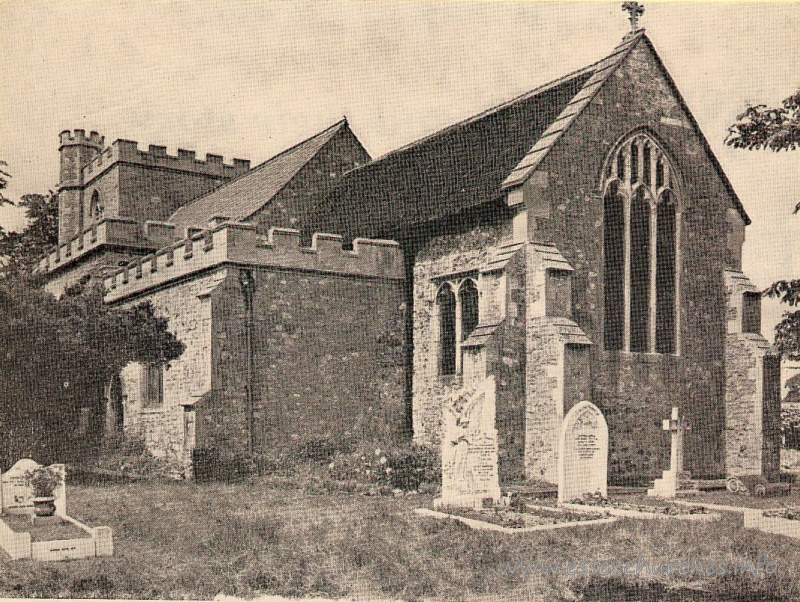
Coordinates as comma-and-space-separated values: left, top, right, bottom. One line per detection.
0, 459, 113, 561
32, 497, 57, 517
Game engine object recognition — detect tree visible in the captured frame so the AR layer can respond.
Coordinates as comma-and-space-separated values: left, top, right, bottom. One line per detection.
0, 192, 59, 279
727, 88, 800, 360
0, 279, 185, 465
0, 160, 10, 205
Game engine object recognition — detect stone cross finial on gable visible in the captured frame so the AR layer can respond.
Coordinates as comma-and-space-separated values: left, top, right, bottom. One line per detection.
622, 2, 645, 31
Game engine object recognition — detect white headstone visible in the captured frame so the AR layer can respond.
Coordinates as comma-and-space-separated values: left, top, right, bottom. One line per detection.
435, 376, 501, 510
0, 459, 66, 516
557, 401, 608, 504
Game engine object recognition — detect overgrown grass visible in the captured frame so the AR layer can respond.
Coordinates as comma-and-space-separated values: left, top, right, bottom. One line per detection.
1, 479, 799, 600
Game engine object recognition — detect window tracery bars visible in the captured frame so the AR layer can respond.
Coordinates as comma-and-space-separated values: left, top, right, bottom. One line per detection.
602, 132, 679, 354
436, 283, 456, 376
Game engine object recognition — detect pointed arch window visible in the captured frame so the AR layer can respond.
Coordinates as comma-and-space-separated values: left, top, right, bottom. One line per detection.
602, 132, 680, 354
459, 280, 479, 343
436, 278, 481, 376
436, 284, 457, 376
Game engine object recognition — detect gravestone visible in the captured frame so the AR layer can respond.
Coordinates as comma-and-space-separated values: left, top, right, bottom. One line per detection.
557, 401, 608, 504
648, 407, 690, 498
0, 459, 66, 516
435, 376, 501, 510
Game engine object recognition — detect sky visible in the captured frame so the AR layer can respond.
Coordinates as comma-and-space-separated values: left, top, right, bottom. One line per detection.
0, 0, 798, 342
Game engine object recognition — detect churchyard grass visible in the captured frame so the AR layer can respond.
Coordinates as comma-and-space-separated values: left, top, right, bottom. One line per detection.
1, 478, 799, 600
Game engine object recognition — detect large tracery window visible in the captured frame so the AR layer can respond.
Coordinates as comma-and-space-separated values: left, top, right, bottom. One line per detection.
436, 278, 480, 376
602, 131, 680, 354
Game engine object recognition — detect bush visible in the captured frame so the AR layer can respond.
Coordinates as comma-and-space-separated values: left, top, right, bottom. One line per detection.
292, 437, 356, 464
95, 433, 182, 479
327, 442, 440, 491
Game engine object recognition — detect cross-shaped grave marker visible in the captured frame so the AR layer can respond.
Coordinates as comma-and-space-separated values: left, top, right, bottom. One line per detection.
648, 406, 691, 498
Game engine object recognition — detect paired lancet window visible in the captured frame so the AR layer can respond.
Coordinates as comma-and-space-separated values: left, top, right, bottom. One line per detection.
603, 132, 679, 354
436, 279, 479, 376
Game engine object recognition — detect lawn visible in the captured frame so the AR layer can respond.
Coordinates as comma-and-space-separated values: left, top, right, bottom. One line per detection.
1, 478, 799, 601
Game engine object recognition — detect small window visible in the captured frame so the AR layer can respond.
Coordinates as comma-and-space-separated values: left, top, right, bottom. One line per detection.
459, 280, 479, 342
742, 292, 761, 334
437, 284, 456, 376
142, 363, 163, 408
90, 190, 104, 221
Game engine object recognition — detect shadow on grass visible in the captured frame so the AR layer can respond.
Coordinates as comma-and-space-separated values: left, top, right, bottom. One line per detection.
573, 574, 794, 602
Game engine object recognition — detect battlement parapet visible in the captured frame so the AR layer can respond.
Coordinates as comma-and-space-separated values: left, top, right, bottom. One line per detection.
103, 224, 403, 302
33, 218, 183, 275
81, 139, 251, 182
59, 129, 104, 149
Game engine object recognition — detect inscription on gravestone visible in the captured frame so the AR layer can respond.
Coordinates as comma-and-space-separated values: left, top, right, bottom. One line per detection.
0, 459, 66, 516
558, 401, 608, 504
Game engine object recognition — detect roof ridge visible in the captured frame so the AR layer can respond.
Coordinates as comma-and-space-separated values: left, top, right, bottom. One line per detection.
368, 58, 604, 165
247, 118, 347, 174
170, 118, 347, 224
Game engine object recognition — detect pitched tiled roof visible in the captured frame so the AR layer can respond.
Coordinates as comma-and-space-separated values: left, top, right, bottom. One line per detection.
309, 31, 749, 238
169, 119, 350, 232
307, 65, 597, 239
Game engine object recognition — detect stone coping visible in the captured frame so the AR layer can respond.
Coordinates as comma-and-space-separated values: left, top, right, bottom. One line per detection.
0, 512, 113, 561
556, 503, 720, 521
104, 223, 403, 302
414, 507, 619, 534
670, 499, 800, 539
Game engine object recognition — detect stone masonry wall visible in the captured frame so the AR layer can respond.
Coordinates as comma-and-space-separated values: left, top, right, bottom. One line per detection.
204, 267, 406, 457
411, 215, 529, 483
116, 269, 221, 473
44, 248, 147, 298
412, 220, 512, 445
519, 40, 734, 481
725, 333, 768, 476
116, 163, 228, 224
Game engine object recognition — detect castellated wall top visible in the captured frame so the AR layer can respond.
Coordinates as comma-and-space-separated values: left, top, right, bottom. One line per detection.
33, 218, 182, 275
103, 223, 403, 303
78, 137, 251, 183
59, 129, 105, 148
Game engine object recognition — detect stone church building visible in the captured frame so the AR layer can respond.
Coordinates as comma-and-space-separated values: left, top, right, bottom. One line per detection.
34, 28, 780, 484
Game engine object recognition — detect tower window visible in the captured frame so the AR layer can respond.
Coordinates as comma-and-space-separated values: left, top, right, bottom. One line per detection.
90, 190, 104, 221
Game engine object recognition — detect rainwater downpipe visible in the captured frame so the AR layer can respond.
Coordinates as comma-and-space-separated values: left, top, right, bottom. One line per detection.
239, 268, 256, 455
